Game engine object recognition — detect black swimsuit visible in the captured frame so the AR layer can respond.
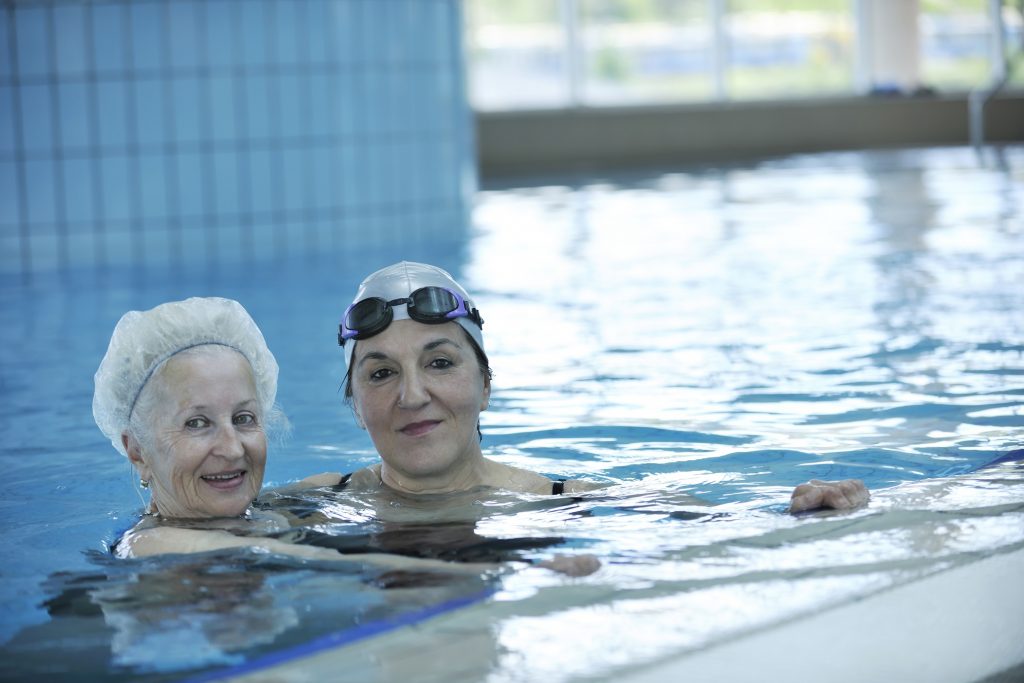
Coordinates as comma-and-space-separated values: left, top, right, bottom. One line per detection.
334, 473, 567, 495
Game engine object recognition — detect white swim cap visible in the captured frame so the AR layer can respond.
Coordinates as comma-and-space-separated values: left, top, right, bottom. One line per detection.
341, 261, 484, 369
93, 297, 279, 456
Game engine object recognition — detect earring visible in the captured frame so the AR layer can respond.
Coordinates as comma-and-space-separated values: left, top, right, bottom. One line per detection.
140, 478, 149, 489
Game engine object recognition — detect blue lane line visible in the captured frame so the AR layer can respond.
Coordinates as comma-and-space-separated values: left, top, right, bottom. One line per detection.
180, 588, 496, 683
983, 448, 1024, 468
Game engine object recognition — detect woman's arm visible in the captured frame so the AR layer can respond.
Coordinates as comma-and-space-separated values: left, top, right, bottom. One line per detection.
119, 528, 491, 573
561, 478, 864, 512
118, 526, 602, 575
119, 525, 353, 560
561, 479, 604, 494
122, 526, 493, 572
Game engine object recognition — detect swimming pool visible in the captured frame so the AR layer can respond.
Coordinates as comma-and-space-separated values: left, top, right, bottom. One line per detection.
1, 146, 1022, 681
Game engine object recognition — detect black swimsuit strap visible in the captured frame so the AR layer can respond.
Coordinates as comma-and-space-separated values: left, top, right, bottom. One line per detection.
335, 472, 564, 494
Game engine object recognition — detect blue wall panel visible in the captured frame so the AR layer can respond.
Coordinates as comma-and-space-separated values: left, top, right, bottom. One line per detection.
1, 0, 474, 275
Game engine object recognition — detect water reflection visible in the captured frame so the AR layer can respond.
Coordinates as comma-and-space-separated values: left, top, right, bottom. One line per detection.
0, 551, 492, 682
473, 149, 1022, 459
244, 458, 1024, 682
3, 148, 1022, 681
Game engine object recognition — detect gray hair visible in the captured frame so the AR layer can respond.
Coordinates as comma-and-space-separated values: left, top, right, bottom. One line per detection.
93, 297, 280, 456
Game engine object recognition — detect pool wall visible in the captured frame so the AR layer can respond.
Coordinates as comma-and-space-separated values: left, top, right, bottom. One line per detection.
477, 94, 1024, 177
0, 0, 475, 277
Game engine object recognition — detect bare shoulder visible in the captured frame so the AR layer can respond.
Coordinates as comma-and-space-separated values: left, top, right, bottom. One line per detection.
486, 461, 554, 494
117, 526, 244, 558
489, 461, 601, 495
277, 466, 378, 493
562, 479, 604, 494
345, 465, 384, 491
286, 471, 346, 490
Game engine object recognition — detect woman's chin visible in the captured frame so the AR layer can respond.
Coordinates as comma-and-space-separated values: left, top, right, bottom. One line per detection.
200, 492, 256, 519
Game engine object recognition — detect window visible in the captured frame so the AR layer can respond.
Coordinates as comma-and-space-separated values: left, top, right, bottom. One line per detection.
920, 0, 1023, 91
466, 0, 571, 109
726, 0, 854, 99
580, 0, 715, 104
465, 0, 1015, 110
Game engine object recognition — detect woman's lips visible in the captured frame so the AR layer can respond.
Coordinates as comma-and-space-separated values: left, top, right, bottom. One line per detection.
201, 470, 245, 491
400, 420, 440, 437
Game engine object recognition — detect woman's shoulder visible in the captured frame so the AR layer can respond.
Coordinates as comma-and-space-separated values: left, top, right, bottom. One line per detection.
344, 465, 389, 491
113, 523, 195, 558
114, 522, 286, 558
111, 517, 158, 558
561, 478, 603, 494
285, 471, 349, 490
288, 466, 383, 491
487, 461, 601, 495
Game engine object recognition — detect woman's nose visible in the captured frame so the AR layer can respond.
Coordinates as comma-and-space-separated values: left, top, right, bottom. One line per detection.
397, 369, 429, 409
212, 424, 245, 458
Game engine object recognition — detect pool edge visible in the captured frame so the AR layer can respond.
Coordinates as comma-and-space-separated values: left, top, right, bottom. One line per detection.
616, 546, 1024, 683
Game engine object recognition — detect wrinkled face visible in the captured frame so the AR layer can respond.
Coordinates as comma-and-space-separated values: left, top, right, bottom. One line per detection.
128, 347, 267, 519
350, 319, 490, 484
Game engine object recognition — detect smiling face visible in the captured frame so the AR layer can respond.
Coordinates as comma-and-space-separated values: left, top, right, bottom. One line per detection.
126, 346, 267, 519
349, 319, 490, 490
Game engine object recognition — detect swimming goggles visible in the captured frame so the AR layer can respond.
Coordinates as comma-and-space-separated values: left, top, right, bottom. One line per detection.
338, 286, 483, 346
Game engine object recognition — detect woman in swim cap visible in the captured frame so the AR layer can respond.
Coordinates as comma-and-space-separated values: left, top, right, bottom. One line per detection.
308, 262, 867, 512
298, 261, 589, 496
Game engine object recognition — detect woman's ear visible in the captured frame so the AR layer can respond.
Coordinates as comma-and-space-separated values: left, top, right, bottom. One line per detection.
480, 374, 491, 412
122, 431, 151, 481
351, 405, 366, 430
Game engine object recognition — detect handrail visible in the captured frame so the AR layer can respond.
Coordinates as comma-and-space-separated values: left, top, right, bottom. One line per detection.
970, 0, 1023, 151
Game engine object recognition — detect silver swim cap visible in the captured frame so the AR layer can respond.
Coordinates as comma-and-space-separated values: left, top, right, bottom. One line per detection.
93, 297, 278, 456
341, 261, 484, 369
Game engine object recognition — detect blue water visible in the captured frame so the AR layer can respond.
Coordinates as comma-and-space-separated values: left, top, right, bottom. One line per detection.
1, 147, 1022, 680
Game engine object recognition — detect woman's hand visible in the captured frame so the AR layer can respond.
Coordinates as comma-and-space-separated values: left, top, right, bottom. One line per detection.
535, 554, 601, 577
789, 479, 868, 513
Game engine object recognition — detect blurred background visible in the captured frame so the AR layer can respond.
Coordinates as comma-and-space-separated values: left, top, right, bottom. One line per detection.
1, 0, 1021, 278
468, 0, 1023, 107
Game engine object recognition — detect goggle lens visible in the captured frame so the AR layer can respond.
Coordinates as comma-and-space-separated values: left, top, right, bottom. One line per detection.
345, 298, 392, 338
411, 287, 460, 320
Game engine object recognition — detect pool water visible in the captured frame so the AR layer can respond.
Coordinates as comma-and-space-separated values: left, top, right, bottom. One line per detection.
1, 146, 1022, 681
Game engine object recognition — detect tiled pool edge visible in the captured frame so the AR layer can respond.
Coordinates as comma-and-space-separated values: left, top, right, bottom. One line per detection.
619, 546, 1024, 683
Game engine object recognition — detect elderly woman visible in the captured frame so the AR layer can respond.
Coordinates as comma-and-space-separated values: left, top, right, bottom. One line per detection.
303, 261, 868, 513
94, 296, 508, 570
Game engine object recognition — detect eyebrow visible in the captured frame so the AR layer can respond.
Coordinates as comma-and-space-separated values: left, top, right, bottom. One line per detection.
357, 337, 461, 368
424, 337, 461, 351
181, 398, 258, 413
